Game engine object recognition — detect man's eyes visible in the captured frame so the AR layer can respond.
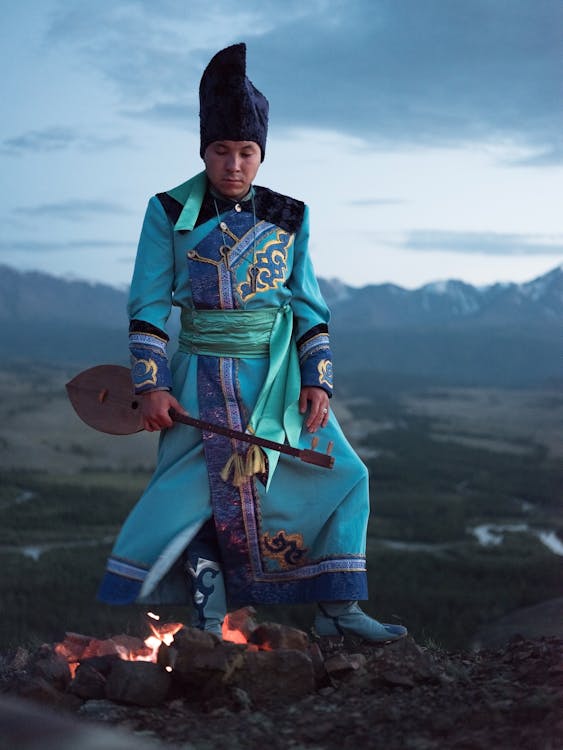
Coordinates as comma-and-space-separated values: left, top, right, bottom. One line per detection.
214, 148, 256, 158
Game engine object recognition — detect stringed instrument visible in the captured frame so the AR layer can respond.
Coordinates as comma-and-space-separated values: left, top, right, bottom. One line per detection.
66, 365, 334, 470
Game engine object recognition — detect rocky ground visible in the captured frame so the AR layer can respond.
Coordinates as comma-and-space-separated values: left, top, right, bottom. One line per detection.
1, 632, 562, 750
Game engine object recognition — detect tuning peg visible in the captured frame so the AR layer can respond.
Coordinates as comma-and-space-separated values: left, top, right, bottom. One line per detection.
311, 436, 319, 450
327, 441, 334, 455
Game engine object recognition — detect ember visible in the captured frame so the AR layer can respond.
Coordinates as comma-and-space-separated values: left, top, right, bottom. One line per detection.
53, 607, 266, 681
54, 612, 184, 678
48, 609, 321, 708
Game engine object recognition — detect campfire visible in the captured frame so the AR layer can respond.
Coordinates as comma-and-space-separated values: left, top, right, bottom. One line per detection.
47, 607, 329, 708
53, 608, 263, 679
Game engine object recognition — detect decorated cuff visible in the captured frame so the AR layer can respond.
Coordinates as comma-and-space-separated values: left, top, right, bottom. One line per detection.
297, 324, 334, 397
129, 320, 172, 394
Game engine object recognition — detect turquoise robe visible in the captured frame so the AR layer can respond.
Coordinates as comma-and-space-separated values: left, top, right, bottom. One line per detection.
98, 173, 369, 607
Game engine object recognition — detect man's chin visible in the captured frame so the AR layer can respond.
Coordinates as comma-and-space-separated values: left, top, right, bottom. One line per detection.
220, 182, 247, 198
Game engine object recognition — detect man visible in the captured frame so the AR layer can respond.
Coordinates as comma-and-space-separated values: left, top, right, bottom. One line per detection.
98, 44, 407, 644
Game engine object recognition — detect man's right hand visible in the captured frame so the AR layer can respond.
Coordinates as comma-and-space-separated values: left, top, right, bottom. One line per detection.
140, 390, 188, 432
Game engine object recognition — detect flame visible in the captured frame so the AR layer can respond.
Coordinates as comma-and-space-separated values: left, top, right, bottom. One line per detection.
222, 625, 248, 644
55, 608, 261, 679
221, 608, 256, 644
139, 612, 183, 662
54, 613, 183, 677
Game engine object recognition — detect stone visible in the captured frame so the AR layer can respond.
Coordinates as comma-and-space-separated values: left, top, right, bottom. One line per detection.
233, 649, 315, 705
170, 639, 245, 696
31, 644, 72, 691
105, 661, 172, 707
69, 662, 107, 700
324, 652, 367, 679
247, 622, 310, 651
367, 636, 440, 687
223, 607, 258, 641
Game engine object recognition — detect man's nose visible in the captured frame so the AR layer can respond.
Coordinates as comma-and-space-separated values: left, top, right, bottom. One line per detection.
225, 154, 240, 171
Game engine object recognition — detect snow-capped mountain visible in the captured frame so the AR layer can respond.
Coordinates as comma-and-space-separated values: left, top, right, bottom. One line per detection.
1, 263, 561, 387
319, 265, 563, 328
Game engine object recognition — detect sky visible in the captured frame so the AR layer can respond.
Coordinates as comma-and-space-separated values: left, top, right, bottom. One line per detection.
1, 0, 561, 290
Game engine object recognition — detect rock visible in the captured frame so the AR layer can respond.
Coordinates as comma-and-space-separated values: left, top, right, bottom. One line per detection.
105, 661, 172, 707
69, 663, 107, 700
6, 647, 31, 672
32, 645, 71, 690
307, 641, 327, 683
168, 637, 245, 696
367, 636, 440, 687
247, 622, 310, 652
223, 607, 258, 641
324, 652, 367, 679
168, 626, 220, 654
233, 649, 315, 705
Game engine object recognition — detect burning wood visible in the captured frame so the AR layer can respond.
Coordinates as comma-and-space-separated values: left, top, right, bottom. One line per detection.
54, 613, 184, 678
41, 609, 327, 708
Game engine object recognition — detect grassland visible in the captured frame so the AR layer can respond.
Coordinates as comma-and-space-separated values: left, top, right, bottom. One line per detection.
0, 365, 561, 651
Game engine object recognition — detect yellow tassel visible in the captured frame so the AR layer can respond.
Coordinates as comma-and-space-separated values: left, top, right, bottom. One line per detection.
221, 445, 267, 487
245, 444, 266, 477
220, 451, 247, 487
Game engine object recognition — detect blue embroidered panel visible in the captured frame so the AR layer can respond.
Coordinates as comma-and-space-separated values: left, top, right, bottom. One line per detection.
130, 346, 173, 393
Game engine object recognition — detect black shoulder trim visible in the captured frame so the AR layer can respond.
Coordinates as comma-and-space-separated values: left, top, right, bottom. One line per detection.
129, 318, 169, 342
193, 187, 305, 234
156, 192, 184, 226
296, 323, 329, 349
194, 192, 220, 228
253, 186, 305, 234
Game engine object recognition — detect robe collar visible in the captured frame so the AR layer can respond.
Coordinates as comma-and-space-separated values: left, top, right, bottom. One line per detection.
168, 171, 254, 231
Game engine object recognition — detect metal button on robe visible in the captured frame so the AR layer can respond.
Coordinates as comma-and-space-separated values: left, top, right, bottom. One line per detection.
234, 204, 242, 212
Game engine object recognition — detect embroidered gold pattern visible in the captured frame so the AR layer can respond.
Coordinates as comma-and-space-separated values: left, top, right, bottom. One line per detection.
236, 229, 292, 303
132, 357, 158, 388
317, 359, 333, 389
262, 530, 308, 569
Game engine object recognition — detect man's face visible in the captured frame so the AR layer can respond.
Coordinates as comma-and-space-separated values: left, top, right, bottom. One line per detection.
204, 140, 262, 200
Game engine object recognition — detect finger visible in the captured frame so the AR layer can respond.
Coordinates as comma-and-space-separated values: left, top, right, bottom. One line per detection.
299, 391, 308, 414
310, 400, 329, 431
170, 398, 189, 417
305, 401, 318, 429
307, 404, 324, 432
145, 417, 166, 432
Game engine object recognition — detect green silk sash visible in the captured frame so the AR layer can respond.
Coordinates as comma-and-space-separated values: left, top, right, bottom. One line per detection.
179, 306, 302, 488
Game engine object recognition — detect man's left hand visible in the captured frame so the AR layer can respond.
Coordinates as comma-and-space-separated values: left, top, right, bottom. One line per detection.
299, 386, 330, 433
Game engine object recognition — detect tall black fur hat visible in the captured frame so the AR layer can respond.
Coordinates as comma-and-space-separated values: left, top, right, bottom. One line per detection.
199, 43, 269, 162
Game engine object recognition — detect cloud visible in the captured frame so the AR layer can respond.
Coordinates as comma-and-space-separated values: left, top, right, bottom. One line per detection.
45, 0, 562, 162
348, 198, 406, 207
1, 127, 129, 156
0, 239, 133, 253
2, 127, 77, 154
502, 144, 563, 169
121, 102, 195, 124
13, 200, 132, 221
402, 230, 563, 256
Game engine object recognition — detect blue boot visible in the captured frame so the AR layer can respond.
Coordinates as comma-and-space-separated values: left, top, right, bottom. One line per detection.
314, 601, 407, 643
186, 556, 226, 638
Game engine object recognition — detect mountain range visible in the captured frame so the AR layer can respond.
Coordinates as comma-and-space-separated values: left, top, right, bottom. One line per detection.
1, 263, 561, 388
